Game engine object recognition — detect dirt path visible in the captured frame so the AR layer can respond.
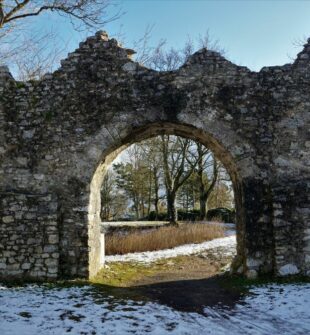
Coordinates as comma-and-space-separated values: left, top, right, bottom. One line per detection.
131, 253, 231, 286
93, 251, 241, 315
93, 245, 235, 288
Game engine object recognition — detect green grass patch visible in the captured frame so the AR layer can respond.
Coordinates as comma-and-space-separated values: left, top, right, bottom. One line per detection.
91, 258, 185, 287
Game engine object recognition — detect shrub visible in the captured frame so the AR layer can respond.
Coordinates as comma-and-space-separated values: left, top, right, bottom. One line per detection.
146, 209, 201, 221
206, 207, 235, 223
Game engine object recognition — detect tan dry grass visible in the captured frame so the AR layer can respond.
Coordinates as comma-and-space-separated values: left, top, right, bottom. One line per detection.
105, 223, 225, 255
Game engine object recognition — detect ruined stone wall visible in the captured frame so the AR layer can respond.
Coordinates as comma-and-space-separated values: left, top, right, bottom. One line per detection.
0, 31, 309, 280
0, 192, 58, 279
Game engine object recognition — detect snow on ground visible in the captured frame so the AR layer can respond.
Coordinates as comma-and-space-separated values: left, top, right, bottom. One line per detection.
0, 283, 309, 335
203, 284, 310, 335
2, 230, 308, 334
105, 235, 237, 263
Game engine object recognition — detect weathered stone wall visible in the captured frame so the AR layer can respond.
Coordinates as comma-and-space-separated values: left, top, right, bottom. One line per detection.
0, 31, 309, 280
0, 192, 58, 279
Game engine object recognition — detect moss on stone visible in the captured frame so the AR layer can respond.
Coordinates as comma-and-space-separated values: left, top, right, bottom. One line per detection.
44, 110, 53, 121
15, 81, 26, 89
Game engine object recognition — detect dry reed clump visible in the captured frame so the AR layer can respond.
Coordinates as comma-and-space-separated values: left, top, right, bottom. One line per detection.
105, 223, 225, 255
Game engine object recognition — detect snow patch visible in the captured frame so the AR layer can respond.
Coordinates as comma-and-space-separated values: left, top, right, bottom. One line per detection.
0, 283, 309, 334
105, 235, 237, 263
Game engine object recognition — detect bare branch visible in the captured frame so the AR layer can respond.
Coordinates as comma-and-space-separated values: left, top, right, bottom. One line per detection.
1, 1, 121, 29
0, 1, 121, 79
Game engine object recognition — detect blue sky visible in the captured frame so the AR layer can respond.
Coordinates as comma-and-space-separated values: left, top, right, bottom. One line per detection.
23, 1, 310, 71
109, 0, 310, 70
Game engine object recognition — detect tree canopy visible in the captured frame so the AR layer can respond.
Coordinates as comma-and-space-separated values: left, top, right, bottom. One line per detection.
101, 135, 234, 222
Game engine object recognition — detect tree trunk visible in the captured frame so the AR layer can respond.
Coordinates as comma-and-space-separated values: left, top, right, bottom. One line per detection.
167, 191, 177, 223
197, 146, 206, 220
153, 167, 160, 220
196, 145, 219, 221
134, 206, 139, 219
147, 170, 152, 215
154, 198, 159, 220
199, 195, 208, 220
185, 192, 189, 214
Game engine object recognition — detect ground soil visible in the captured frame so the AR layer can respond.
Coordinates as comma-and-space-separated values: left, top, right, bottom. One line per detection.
92, 244, 239, 314
94, 244, 235, 288
96, 253, 242, 315
131, 253, 232, 286
129, 254, 242, 314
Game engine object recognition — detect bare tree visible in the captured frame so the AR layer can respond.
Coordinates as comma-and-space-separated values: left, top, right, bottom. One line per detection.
12, 30, 67, 80
135, 28, 224, 71
137, 137, 163, 220
101, 170, 128, 221
160, 135, 199, 223
108, 135, 234, 222
0, 1, 119, 30
0, 1, 121, 79
197, 29, 226, 55
113, 144, 154, 220
195, 143, 219, 220
207, 162, 233, 209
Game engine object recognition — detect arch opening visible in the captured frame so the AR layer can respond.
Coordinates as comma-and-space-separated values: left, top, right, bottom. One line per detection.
88, 123, 245, 279
101, 136, 234, 224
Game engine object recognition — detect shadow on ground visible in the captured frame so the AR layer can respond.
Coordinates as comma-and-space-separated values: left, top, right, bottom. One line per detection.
93, 275, 245, 316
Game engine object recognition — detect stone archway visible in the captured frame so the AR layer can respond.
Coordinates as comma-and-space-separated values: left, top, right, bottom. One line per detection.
87, 122, 247, 278
0, 32, 309, 280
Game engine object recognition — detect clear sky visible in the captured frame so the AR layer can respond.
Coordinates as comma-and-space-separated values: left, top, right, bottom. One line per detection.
18, 1, 310, 71
113, 0, 310, 70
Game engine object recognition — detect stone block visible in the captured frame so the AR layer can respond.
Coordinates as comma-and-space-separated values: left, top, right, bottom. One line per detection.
278, 264, 300, 276
48, 234, 59, 244
21, 263, 31, 270
2, 216, 14, 223
0, 263, 7, 270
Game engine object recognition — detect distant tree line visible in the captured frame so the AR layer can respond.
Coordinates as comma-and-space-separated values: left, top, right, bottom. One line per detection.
101, 135, 234, 223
